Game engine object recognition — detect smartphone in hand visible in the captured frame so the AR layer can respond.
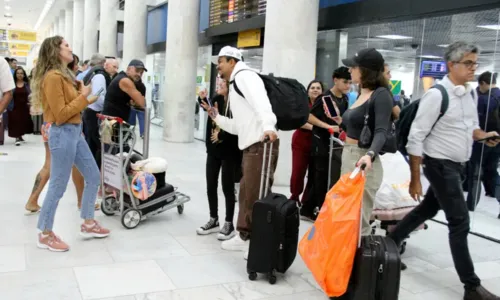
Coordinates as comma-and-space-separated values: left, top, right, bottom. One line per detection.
477, 135, 500, 143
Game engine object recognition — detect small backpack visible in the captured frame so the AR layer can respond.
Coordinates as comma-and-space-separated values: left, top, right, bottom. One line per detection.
230, 70, 309, 131
396, 85, 449, 156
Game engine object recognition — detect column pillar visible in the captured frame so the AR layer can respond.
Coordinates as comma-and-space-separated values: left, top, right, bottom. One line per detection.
65, 2, 74, 47
163, 0, 200, 142
83, 0, 100, 59
123, 0, 148, 64
53, 17, 59, 36
58, 11, 65, 38
262, 0, 319, 186
99, 0, 118, 57
72, 0, 84, 57
316, 30, 348, 86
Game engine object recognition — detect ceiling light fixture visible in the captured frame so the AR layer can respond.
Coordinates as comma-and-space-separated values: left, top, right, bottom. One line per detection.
437, 44, 450, 48
377, 34, 413, 40
419, 55, 442, 59
4, 12, 12, 17
5, 5, 10, 10
34, 0, 55, 31
477, 24, 500, 30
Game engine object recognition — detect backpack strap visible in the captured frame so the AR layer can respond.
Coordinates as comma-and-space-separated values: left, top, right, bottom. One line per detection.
430, 84, 449, 129
229, 69, 252, 99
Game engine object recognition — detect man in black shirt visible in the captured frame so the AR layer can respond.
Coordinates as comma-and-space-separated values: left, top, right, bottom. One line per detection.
301, 67, 351, 220
102, 59, 146, 121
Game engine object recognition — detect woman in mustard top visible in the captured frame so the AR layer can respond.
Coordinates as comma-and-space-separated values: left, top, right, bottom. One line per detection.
30, 36, 110, 252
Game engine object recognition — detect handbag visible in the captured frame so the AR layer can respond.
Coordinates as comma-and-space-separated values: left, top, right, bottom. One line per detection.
358, 88, 397, 153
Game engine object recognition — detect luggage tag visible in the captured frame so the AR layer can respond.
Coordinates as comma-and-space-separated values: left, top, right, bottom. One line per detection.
371, 219, 386, 236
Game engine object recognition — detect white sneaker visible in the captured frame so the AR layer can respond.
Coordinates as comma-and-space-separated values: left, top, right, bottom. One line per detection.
221, 234, 248, 252
244, 250, 249, 260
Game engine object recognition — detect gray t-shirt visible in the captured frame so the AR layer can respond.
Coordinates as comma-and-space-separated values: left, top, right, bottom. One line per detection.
341, 87, 393, 154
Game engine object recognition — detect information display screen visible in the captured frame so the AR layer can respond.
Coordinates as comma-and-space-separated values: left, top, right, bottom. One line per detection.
209, 0, 267, 27
420, 60, 447, 79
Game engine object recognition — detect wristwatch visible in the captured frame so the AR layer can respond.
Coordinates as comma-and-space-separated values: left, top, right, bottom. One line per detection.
366, 151, 375, 159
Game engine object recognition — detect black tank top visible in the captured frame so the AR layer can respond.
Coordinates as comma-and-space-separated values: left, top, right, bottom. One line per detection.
102, 71, 132, 120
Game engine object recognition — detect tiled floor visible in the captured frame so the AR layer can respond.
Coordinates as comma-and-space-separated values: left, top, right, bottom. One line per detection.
1, 126, 499, 300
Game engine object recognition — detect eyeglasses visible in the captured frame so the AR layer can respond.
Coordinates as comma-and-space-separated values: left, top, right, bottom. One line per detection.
455, 60, 479, 69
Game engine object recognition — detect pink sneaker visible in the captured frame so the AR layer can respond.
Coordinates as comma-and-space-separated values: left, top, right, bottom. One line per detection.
37, 233, 70, 252
80, 221, 110, 238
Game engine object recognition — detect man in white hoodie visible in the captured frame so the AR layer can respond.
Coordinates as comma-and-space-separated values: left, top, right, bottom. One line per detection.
203, 46, 279, 256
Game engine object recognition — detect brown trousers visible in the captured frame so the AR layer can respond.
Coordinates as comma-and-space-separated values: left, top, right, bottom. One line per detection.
237, 140, 280, 240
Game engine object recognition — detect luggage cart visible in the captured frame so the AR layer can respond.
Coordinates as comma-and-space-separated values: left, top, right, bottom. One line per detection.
317, 129, 425, 255
97, 113, 190, 229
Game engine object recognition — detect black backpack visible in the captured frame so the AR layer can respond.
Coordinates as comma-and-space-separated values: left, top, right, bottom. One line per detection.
396, 85, 449, 156
230, 70, 309, 131
82, 66, 112, 87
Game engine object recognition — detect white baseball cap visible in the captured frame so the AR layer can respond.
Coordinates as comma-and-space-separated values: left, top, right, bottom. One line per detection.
212, 46, 243, 65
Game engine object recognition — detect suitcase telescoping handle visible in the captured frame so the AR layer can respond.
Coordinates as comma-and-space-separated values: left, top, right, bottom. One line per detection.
348, 163, 367, 248
327, 128, 345, 190
259, 137, 274, 199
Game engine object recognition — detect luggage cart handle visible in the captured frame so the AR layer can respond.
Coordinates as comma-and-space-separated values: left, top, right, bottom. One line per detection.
96, 114, 124, 124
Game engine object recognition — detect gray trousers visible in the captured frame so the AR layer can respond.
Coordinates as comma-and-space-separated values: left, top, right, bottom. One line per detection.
340, 144, 383, 236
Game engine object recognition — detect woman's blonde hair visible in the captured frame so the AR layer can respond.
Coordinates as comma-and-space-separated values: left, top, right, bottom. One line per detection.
30, 35, 76, 110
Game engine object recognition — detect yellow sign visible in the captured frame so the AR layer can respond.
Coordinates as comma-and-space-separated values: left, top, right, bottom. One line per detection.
237, 29, 261, 48
10, 51, 28, 57
8, 30, 37, 42
9, 43, 31, 51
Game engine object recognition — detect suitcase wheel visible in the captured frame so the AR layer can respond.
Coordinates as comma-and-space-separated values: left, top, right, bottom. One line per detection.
268, 269, 277, 285
248, 271, 257, 281
400, 241, 407, 255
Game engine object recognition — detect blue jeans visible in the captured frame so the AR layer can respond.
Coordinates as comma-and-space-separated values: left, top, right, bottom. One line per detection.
37, 124, 100, 231
128, 109, 145, 136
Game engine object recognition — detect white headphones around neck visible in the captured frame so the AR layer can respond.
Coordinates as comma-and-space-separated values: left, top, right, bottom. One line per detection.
448, 81, 474, 97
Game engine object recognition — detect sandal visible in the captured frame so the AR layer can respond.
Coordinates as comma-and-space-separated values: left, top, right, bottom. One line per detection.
25, 204, 41, 215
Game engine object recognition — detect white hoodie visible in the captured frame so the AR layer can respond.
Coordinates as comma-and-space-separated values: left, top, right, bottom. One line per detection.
214, 61, 277, 150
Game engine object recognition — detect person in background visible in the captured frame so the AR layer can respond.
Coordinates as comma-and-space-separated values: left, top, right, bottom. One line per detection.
76, 59, 89, 77
401, 90, 410, 107
8, 67, 33, 146
389, 42, 500, 300
0, 57, 15, 145
466, 71, 500, 216
24, 53, 99, 215
301, 67, 350, 221
102, 59, 146, 121
8, 58, 17, 74
204, 46, 278, 259
289, 80, 323, 210
104, 57, 119, 79
67, 54, 80, 73
81, 54, 112, 163
197, 79, 239, 241
30, 36, 110, 252
384, 63, 401, 119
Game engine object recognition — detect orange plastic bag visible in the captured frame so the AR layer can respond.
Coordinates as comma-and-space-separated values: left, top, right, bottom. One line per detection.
298, 168, 365, 297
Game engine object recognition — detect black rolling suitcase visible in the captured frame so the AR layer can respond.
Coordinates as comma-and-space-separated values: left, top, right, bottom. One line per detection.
247, 141, 300, 284
332, 192, 401, 300
345, 235, 401, 300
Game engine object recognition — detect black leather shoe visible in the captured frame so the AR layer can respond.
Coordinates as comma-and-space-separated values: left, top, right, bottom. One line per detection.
401, 262, 407, 271
464, 285, 500, 300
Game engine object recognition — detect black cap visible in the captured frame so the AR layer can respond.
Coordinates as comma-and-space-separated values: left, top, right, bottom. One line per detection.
128, 59, 148, 72
342, 48, 385, 72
